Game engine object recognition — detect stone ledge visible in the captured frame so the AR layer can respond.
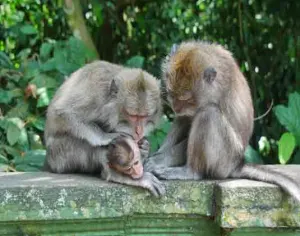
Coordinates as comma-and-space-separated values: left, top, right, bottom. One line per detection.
216, 165, 300, 228
0, 165, 300, 230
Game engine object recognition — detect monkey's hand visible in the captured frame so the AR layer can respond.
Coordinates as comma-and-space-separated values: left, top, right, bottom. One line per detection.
97, 133, 121, 146
144, 139, 188, 172
138, 137, 150, 160
139, 172, 166, 197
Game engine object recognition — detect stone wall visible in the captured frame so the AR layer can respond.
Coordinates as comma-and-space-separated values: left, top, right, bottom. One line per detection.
0, 165, 300, 235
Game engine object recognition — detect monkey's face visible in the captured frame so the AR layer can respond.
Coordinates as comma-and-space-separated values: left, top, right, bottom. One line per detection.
114, 72, 161, 141
107, 137, 144, 179
167, 89, 198, 117
112, 157, 143, 179
162, 43, 219, 117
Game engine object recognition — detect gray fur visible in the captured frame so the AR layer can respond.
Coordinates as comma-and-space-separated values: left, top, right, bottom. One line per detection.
145, 41, 300, 202
44, 60, 165, 197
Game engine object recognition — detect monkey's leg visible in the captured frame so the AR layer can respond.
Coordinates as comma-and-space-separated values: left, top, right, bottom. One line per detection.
152, 166, 202, 180
144, 139, 187, 172
44, 135, 94, 173
187, 105, 245, 179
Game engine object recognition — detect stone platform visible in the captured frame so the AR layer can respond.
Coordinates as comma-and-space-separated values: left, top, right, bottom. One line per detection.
0, 165, 300, 235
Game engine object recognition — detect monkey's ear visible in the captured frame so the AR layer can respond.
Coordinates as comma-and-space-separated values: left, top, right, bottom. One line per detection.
170, 44, 178, 56
203, 67, 217, 83
110, 79, 118, 96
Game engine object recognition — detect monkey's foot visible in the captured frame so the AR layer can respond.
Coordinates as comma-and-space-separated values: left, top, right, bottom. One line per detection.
140, 172, 166, 197
153, 167, 203, 180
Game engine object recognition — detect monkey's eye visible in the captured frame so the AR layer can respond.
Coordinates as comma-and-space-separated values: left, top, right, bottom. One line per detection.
133, 161, 139, 166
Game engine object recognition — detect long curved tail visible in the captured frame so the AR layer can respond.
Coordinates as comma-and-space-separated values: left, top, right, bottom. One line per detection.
231, 164, 300, 202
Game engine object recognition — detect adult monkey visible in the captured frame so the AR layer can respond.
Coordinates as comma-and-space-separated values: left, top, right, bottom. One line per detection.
144, 41, 300, 202
44, 61, 165, 197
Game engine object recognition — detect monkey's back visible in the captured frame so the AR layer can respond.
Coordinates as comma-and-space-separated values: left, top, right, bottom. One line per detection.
190, 41, 254, 148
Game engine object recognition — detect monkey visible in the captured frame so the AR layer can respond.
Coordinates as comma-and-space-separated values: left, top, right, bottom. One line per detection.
107, 135, 150, 180
144, 41, 300, 202
44, 60, 165, 197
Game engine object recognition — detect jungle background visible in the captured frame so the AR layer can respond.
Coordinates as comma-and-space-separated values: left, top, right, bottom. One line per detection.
0, 0, 300, 172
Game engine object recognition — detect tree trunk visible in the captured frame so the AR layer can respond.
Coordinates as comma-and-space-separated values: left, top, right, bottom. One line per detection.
64, 0, 99, 58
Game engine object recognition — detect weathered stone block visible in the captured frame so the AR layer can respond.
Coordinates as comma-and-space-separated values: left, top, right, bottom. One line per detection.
0, 165, 300, 235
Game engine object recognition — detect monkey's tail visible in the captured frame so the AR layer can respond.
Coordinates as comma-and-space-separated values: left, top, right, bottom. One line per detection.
231, 164, 300, 202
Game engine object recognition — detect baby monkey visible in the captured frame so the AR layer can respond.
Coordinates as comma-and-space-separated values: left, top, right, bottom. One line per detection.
107, 135, 149, 179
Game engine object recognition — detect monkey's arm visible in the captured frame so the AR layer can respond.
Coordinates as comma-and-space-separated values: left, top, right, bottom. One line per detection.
101, 165, 165, 197
156, 117, 190, 153
68, 116, 119, 146
144, 139, 187, 172
144, 117, 190, 171
138, 138, 150, 161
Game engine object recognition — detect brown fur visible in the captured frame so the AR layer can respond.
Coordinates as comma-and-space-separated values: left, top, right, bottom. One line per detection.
166, 41, 254, 176
146, 41, 300, 202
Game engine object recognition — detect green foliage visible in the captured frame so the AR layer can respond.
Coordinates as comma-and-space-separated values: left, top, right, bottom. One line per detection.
147, 116, 172, 153
125, 56, 145, 69
245, 145, 264, 164
0, 37, 96, 171
274, 92, 300, 164
274, 92, 300, 145
278, 132, 296, 164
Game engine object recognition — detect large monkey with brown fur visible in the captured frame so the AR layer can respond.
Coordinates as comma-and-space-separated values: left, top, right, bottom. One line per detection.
144, 41, 300, 202
44, 61, 165, 197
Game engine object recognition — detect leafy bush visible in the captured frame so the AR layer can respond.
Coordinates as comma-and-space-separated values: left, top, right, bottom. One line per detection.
0, 37, 95, 171
274, 92, 300, 164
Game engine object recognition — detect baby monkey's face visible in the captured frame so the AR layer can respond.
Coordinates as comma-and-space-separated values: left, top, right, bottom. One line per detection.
107, 136, 143, 179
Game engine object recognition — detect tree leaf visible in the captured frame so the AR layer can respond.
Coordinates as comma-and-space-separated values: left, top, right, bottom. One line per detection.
40, 58, 57, 72
0, 89, 13, 103
278, 132, 296, 164
274, 92, 300, 145
0, 153, 9, 164
40, 42, 53, 60
6, 118, 26, 146
20, 24, 38, 35
37, 87, 50, 107
17, 48, 31, 60
126, 56, 145, 68
244, 145, 264, 164
31, 117, 45, 131
14, 149, 46, 172
6, 102, 29, 119
291, 149, 300, 164
2, 145, 22, 158
7, 122, 21, 146
0, 51, 13, 69
31, 73, 58, 89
